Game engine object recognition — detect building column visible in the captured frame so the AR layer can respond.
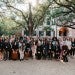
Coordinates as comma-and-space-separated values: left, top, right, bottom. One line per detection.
22, 28, 25, 36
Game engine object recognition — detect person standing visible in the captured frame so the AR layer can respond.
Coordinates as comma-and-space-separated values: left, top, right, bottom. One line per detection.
4, 39, 11, 60
31, 41, 37, 59
66, 38, 71, 56
48, 41, 53, 60
25, 40, 31, 60
19, 46, 24, 61
51, 37, 60, 60
36, 40, 42, 60
71, 38, 75, 56
42, 39, 49, 59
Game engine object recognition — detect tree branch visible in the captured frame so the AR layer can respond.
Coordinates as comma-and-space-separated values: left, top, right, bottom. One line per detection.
53, 0, 75, 13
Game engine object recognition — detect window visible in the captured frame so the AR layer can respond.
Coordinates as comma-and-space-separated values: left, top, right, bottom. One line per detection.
39, 31, 44, 36
47, 20, 50, 25
59, 31, 63, 36
24, 31, 29, 36
46, 31, 51, 36
33, 31, 36, 36
59, 31, 67, 36
59, 27, 68, 36
47, 18, 50, 25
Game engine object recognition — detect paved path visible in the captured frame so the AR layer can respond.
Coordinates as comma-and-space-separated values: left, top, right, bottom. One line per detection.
0, 57, 75, 75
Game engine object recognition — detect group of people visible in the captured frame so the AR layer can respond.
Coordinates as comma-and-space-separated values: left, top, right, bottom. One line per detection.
0, 36, 75, 62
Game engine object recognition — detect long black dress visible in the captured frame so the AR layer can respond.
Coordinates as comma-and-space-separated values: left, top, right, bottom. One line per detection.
36, 45, 42, 60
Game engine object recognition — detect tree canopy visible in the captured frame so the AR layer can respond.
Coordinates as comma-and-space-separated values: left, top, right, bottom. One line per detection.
0, 0, 53, 35
0, 0, 75, 36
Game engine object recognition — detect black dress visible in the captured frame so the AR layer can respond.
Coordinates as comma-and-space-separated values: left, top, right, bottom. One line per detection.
36, 45, 42, 60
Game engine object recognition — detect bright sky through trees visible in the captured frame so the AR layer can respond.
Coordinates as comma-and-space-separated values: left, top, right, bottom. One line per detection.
26, 0, 37, 6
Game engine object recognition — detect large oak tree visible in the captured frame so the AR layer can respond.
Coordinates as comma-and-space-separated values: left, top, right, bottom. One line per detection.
0, 0, 53, 36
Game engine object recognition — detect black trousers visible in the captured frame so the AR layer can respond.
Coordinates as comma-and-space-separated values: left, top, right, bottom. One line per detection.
42, 50, 48, 59
63, 55, 68, 62
48, 50, 53, 59
71, 48, 75, 56
4, 50, 9, 60
36, 52, 41, 60
54, 50, 60, 59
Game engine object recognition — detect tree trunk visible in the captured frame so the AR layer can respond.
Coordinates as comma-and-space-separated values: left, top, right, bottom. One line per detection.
28, 25, 33, 36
